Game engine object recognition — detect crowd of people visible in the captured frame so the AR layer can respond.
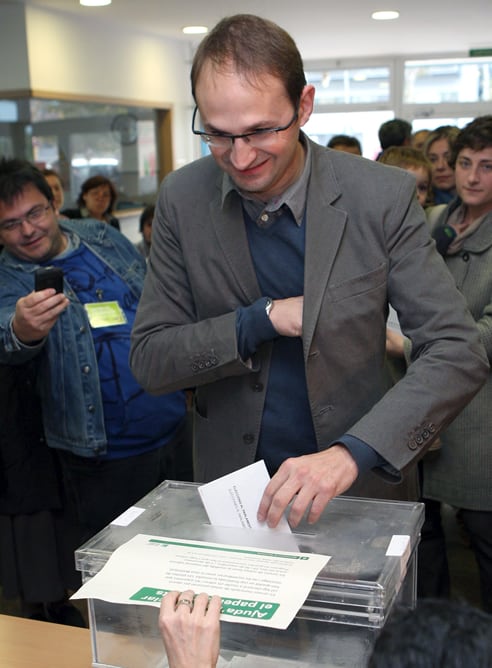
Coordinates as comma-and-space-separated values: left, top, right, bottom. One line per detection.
337, 118, 492, 613
1, 11, 491, 667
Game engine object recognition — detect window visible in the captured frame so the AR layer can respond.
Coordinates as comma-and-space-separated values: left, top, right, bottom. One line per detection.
303, 110, 393, 160
404, 57, 492, 104
0, 97, 164, 209
306, 67, 391, 105
300, 56, 491, 158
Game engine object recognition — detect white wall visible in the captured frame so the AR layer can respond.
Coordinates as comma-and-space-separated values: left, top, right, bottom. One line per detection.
0, 4, 195, 169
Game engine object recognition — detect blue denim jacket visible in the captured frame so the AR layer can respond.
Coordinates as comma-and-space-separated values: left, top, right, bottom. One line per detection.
0, 219, 179, 458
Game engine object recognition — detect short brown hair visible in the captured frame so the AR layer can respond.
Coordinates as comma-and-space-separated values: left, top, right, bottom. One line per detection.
190, 14, 306, 109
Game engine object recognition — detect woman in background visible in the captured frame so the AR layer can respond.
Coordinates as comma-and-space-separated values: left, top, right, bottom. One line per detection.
62, 174, 120, 230
424, 125, 460, 205
42, 168, 66, 217
387, 116, 492, 613
422, 115, 492, 613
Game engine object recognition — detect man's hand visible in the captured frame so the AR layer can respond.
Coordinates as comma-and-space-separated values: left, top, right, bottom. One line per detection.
386, 327, 406, 358
257, 445, 359, 528
12, 289, 69, 344
269, 296, 303, 337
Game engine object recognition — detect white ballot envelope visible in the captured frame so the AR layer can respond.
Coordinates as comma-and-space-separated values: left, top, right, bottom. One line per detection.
198, 460, 292, 533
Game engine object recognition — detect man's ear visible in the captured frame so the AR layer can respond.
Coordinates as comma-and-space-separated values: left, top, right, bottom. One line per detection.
298, 85, 315, 127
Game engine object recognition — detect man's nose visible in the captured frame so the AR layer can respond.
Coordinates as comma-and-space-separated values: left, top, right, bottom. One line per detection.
229, 137, 257, 169
19, 219, 37, 234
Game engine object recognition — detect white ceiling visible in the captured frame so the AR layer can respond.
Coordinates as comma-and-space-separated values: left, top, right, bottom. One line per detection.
4, 0, 492, 62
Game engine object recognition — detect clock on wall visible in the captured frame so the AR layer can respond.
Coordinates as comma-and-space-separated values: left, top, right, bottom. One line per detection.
111, 113, 138, 145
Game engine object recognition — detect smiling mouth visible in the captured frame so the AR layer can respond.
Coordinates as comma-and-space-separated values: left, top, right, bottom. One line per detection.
22, 236, 43, 247
236, 160, 268, 176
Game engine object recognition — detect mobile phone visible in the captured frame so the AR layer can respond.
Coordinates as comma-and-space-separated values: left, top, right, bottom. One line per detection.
34, 266, 64, 293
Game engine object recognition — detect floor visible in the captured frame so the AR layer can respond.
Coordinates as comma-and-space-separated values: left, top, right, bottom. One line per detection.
0, 588, 89, 625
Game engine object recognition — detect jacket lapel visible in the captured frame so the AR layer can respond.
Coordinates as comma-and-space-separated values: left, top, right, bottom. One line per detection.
209, 183, 261, 304
303, 150, 347, 355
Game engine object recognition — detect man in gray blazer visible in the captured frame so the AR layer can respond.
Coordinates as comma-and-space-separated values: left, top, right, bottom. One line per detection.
130, 14, 488, 528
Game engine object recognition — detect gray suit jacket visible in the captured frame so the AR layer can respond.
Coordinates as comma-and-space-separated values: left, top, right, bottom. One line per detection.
130, 138, 488, 495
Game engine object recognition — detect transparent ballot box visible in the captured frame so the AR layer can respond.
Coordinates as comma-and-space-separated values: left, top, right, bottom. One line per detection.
75, 481, 424, 668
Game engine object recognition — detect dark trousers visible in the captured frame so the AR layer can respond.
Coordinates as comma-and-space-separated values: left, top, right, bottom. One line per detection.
460, 507, 492, 613
418, 498, 492, 613
56, 420, 193, 549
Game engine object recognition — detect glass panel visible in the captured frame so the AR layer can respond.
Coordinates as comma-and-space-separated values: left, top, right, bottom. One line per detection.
70, 132, 122, 204
0, 97, 160, 209
404, 57, 492, 104
136, 120, 159, 197
0, 100, 18, 121
306, 67, 391, 105
304, 110, 393, 160
32, 134, 60, 169
0, 101, 16, 156
0, 135, 13, 156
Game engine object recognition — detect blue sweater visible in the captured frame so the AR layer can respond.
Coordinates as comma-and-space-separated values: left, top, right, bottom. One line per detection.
236, 206, 383, 475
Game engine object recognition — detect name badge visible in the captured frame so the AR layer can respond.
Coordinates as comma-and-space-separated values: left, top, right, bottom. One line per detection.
84, 301, 127, 328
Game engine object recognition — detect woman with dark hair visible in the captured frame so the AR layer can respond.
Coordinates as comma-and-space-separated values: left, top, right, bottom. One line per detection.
62, 175, 120, 230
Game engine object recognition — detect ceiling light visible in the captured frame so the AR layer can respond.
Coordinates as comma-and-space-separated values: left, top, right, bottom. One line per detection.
371, 10, 400, 20
80, 0, 111, 6
182, 26, 208, 35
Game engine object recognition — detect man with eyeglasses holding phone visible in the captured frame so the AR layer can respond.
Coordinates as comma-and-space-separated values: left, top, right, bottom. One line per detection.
0, 159, 188, 588
130, 14, 488, 529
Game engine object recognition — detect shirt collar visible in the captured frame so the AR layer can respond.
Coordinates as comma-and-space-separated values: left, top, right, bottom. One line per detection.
221, 133, 312, 227
56, 230, 78, 258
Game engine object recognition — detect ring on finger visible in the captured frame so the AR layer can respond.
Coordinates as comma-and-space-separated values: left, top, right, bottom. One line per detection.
176, 598, 193, 608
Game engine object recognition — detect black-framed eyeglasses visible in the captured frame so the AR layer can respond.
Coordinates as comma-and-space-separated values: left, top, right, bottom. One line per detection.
191, 106, 299, 149
0, 203, 52, 233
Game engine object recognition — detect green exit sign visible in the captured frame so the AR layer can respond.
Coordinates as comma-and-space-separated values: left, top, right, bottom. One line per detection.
469, 48, 492, 57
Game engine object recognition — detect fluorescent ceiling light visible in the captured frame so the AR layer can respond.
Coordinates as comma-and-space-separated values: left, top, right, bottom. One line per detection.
371, 10, 400, 20
182, 25, 208, 35
80, 0, 112, 6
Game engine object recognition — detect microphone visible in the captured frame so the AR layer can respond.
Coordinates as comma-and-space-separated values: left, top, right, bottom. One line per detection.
433, 225, 457, 256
